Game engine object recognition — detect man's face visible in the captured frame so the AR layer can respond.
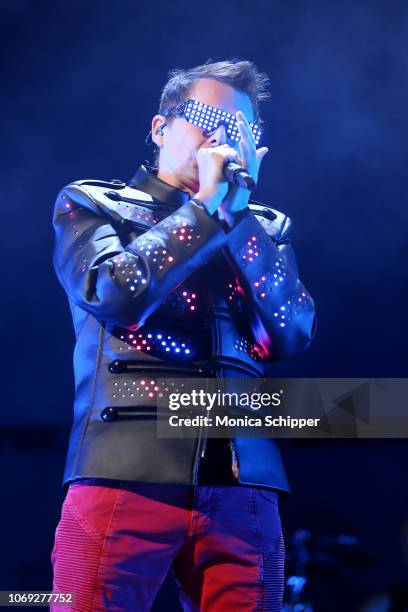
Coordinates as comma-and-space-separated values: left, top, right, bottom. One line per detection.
153, 78, 255, 193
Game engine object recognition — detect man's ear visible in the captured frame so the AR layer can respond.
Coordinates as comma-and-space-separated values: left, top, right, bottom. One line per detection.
151, 115, 167, 146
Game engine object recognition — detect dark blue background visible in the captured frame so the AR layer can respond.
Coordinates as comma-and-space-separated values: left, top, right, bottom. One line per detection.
1, 1, 407, 609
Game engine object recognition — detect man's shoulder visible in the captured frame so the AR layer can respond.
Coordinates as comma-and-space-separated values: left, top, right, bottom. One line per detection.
61, 178, 154, 205
54, 178, 157, 225
248, 199, 292, 240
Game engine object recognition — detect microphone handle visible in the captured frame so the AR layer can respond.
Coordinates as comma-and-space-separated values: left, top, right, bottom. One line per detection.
223, 162, 256, 190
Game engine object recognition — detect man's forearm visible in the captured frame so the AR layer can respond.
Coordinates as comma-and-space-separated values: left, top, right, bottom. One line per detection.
221, 209, 316, 360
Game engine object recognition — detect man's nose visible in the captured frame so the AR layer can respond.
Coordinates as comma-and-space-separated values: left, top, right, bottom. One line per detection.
206, 123, 229, 147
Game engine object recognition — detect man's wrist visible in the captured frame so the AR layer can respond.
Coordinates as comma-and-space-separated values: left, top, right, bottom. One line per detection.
193, 190, 223, 215
222, 206, 251, 229
190, 197, 221, 223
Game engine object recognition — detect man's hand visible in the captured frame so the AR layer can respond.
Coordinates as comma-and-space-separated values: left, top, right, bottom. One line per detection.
194, 144, 242, 215
220, 110, 268, 227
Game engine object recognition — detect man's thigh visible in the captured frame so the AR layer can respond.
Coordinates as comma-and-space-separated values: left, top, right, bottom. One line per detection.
51, 482, 193, 611
173, 485, 285, 612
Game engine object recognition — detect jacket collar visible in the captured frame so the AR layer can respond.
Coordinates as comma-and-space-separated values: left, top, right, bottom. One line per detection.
128, 164, 191, 208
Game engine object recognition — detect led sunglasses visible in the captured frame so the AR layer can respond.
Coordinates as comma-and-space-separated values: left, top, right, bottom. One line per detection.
162, 98, 263, 145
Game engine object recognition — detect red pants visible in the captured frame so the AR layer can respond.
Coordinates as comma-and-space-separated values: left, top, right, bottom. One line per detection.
51, 481, 285, 611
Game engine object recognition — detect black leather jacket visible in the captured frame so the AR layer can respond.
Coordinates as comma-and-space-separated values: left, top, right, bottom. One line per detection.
53, 164, 316, 494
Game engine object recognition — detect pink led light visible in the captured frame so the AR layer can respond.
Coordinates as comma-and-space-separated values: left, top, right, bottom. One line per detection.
168, 256, 174, 262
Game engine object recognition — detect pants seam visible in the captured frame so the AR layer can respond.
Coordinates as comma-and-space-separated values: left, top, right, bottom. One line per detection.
90, 487, 125, 611
67, 492, 105, 545
251, 487, 265, 612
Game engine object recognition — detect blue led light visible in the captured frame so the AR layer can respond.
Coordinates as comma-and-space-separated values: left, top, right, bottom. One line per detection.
135, 330, 195, 359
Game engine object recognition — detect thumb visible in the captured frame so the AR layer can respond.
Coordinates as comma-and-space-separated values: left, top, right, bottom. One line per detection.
256, 147, 269, 165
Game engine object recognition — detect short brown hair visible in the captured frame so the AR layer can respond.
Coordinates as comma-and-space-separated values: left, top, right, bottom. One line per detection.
158, 58, 270, 122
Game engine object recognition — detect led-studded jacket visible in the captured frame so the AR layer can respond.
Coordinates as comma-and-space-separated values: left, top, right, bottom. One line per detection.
53, 164, 316, 494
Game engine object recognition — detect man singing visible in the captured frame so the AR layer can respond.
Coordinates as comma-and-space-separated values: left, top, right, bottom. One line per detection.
51, 59, 316, 611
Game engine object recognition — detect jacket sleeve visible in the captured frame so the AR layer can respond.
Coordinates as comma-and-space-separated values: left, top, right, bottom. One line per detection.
53, 183, 228, 329
221, 208, 316, 361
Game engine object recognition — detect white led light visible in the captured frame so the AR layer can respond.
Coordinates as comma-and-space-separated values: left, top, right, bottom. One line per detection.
173, 99, 263, 144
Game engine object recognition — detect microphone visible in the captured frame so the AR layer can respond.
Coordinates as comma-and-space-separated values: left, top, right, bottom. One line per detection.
223, 162, 256, 190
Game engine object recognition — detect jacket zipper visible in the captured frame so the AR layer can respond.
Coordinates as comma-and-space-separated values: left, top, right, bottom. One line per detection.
192, 295, 222, 483
229, 438, 240, 480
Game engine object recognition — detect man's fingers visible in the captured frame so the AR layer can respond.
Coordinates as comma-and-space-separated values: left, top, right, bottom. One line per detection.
237, 112, 257, 147
219, 145, 242, 165
239, 139, 247, 167
238, 122, 255, 150
200, 145, 241, 164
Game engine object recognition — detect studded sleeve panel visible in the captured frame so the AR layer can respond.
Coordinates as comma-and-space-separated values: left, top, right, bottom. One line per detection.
222, 210, 316, 361
53, 184, 228, 329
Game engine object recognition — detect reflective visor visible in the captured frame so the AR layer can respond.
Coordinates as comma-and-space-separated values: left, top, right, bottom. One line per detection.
163, 98, 263, 145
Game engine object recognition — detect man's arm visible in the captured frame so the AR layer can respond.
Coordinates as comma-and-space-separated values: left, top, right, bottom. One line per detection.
221, 207, 316, 361
53, 182, 227, 329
